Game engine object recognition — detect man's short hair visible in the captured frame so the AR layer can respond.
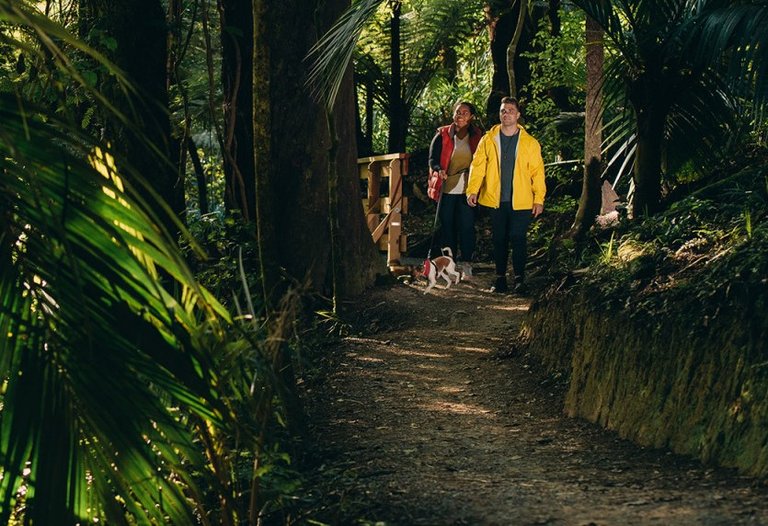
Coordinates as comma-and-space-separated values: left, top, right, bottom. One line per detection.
500, 96, 520, 111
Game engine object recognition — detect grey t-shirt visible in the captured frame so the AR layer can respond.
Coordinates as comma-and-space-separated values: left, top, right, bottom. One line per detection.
499, 131, 519, 203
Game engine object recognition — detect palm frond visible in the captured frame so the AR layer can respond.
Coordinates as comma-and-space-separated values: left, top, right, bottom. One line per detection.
305, 0, 386, 111
664, 70, 745, 175
0, 1, 136, 127
0, 91, 232, 525
355, 51, 391, 107
399, 0, 485, 106
682, 2, 768, 107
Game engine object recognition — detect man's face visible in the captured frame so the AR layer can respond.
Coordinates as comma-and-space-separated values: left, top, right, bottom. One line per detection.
499, 103, 520, 127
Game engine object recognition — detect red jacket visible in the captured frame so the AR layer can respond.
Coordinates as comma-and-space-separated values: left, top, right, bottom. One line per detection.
427, 123, 482, 201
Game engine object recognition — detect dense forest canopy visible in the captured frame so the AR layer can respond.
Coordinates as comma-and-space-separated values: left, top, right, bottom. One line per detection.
1, 0, 767, 523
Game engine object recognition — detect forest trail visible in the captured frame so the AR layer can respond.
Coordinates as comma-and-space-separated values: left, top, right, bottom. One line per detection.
304, 265, 768, 525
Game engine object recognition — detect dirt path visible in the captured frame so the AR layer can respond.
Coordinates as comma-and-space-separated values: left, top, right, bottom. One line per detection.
303, 266, 768, 525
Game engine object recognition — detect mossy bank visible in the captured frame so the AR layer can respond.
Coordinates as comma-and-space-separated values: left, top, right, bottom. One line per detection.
523, 168, 768, 476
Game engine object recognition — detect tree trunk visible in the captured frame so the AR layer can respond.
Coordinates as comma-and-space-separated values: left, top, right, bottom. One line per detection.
252, 0, 383, 302
570, 15, 604, 237
629, 70, 667, 218
485, 2, 515, 123
443, 46, 458, 83
221, 0, 256, 221
335, 65, 386, 297
80, 0, 183, 235
252, 0, 279, 308
388, 1, 406, 153
187, 137, 209, 216
365, 82, 375, 154
506, 0, 528, 100
632, 106, 665, 217
484, 0, 538, 124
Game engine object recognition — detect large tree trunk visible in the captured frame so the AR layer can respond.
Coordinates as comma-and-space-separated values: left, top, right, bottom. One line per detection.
484, 0, 539, 124
80, 0, 183, 234
252, 0, 383, 302
632, 106, 665, 217
221, 0, 256, 220
252, 0, 279, 306
629, 71, 667, 218
570, 15, 604, 237
334, 66, 384, 297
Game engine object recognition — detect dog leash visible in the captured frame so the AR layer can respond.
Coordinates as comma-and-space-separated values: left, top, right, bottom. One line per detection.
426, 188, 443, 261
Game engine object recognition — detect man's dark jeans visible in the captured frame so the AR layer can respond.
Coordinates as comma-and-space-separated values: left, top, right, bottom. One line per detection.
437, 193, 476, 261
487, 205, 531, 280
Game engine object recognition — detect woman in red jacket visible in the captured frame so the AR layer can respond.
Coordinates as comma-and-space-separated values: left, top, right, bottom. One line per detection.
427, 101, 483, 270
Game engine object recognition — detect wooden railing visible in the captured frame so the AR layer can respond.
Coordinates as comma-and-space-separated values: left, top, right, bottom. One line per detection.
358, 153, 409, 266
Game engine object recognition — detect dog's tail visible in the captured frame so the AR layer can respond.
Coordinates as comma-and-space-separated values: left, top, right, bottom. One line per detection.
440, 247, 453, 258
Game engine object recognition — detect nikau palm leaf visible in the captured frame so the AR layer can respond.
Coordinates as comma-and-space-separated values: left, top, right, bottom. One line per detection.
305, 0, 384, 110
0, 92, 232, 525
306, 0, 484, 126
0, 3, 263, 524
574, 0, 768, 215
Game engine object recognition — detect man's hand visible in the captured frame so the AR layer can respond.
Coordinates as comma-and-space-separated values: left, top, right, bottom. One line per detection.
532, 203, 544, 217
467, 193, 478, 207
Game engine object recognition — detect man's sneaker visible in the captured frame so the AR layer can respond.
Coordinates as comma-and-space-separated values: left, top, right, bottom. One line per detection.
513, 277, 528, 295
490, 276, 508, 293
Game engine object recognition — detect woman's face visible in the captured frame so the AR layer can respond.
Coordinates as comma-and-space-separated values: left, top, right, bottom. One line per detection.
453, 104, 474, 129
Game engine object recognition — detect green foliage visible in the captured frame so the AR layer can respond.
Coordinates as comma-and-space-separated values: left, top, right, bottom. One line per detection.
311, 0, 488, 154
546, 194, 578, 215
408, 30, 492, 152
184, 210, 264, 312
522, 7, 586, 186
523, 8, 585, 109
572, 0, 768, 213
0, 3, 301, 524
569, 160, 768, 321
184, 136, 227, 218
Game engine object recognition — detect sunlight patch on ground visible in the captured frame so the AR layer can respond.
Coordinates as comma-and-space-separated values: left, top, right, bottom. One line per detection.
384, 370, 441, 382
344, 336, 394, 345
453, 345, 492, 354
385, 348, 452, 359
484, 303, 529, 312
423, 400, 494, 416
435, 386, 469, 394
354, 355, 385, 363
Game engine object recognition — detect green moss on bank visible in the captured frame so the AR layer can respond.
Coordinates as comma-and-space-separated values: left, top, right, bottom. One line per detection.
524, 163, 768, 476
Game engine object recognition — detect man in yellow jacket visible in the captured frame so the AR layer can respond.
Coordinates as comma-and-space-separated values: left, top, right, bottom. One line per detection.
466, 97, 546, 293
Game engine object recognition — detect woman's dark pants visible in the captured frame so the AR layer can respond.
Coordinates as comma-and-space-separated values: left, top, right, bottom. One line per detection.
437, 193, 475, 261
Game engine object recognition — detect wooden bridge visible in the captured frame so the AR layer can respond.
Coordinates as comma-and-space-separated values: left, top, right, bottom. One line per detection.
358, 153, 409, 267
